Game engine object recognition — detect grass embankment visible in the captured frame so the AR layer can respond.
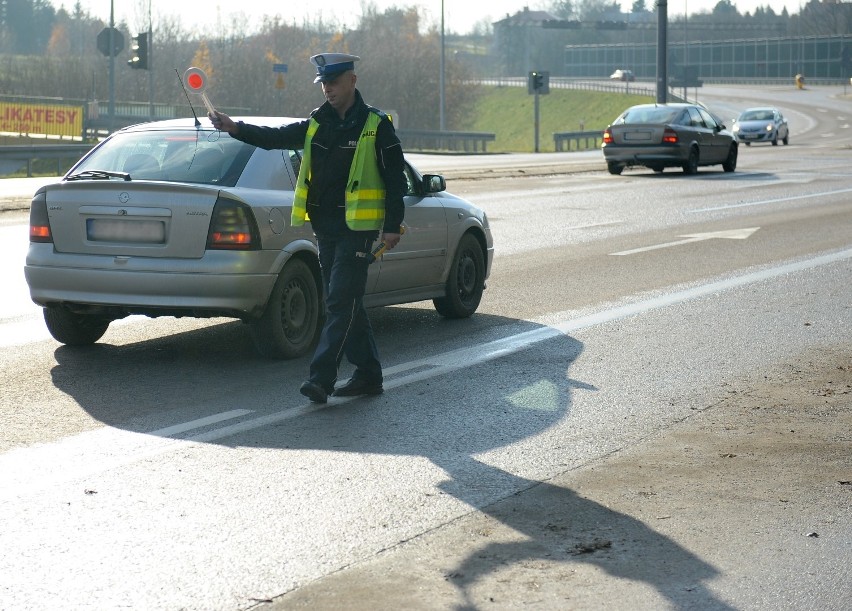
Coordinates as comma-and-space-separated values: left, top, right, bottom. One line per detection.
467, 86, 654, 153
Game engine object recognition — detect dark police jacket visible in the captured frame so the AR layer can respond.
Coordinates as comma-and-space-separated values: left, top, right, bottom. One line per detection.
232, 90, 406, 237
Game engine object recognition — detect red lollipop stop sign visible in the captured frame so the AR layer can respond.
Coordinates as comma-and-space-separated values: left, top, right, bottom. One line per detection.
183, 67, 216, 115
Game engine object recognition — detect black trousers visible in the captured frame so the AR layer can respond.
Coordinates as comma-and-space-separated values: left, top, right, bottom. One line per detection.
308, 232, 382, 391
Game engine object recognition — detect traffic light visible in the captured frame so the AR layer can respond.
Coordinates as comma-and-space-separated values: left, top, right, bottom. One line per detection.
128, 33, 148, 70
528, 71, 550, 95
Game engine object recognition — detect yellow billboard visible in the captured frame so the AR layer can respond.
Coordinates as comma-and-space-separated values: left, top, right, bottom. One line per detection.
0, 102, 84, 138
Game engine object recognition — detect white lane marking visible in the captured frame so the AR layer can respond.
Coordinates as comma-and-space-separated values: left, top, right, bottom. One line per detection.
688, 187, 852, 213
610, 227, 760, 256
3, 248, 851, 496
0, 409, 252, 499
565, 221, 624, 231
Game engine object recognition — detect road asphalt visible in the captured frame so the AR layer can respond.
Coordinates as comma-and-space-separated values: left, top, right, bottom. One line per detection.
4, 156, 849, 610
265, 349, 850, 610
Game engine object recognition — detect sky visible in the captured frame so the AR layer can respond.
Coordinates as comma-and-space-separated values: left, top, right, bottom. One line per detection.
60, 1, 804, 36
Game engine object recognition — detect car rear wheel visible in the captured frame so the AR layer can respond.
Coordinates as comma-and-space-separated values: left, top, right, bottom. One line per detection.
783, 133, 789, 145
250, 258, 321, 359
43, 306, 111, 346
607, 162, 624, 175
722, 144, 738, 172
682, 147, 699, 174
433, 233, 485, 319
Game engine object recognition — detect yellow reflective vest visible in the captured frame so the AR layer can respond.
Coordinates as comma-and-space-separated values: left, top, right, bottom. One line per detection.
291, 110, 387, 231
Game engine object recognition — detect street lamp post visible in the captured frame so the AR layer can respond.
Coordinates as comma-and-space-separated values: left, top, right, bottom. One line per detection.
440, 0, 446, 131
148, 0, 154, 119
108, 0, 115, 129
683, 0, 688, 101
656, 0, 668, 103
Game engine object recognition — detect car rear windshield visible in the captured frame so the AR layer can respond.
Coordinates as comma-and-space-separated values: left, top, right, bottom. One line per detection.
616, 107, 681, 125
70, 129, 256, 187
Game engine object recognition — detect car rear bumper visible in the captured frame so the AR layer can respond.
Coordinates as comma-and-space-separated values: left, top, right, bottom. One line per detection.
603, 145, 686, 165
24, 244, 280, 318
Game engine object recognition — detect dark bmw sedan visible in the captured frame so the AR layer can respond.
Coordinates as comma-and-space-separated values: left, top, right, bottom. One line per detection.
602, 103, 738, 175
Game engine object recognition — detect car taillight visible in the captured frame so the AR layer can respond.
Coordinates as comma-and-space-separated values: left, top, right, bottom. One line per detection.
603, 129, 613, 144
29, 191, 52, 243
207, 196, 260, 250
662, 128, 678, 144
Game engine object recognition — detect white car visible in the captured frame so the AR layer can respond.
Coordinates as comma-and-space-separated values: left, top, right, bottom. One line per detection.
25, 117, 494, 358
610, 69, 636, 82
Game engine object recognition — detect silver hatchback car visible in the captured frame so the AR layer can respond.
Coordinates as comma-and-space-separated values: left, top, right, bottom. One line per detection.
732, 107, 789, 146
25, 117, 494, 358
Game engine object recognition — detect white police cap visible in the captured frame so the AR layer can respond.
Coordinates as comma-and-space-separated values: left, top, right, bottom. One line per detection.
310, 52, 360, 83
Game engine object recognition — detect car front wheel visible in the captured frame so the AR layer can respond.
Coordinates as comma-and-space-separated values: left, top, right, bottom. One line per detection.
433, 233, 485, 319
722, 144, 738, 172
250, 258, 321, 359
43, 306, 111, 346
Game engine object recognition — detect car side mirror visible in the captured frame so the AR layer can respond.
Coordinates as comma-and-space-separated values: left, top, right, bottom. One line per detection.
422, 174, 446, 194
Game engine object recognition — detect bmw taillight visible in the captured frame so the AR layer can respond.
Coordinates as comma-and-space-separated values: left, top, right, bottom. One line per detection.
662, 128, 678, 144
603, 129, 613, 144
207, 196, 260, 250
29, 191, 52, 243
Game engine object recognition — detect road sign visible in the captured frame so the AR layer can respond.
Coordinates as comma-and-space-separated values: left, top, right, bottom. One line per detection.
97, 27, 124, 57
273, 64, 288, 73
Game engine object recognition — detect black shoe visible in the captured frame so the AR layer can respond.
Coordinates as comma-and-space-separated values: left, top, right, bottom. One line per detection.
300, 380, 329, 404
332, 378, 384, 397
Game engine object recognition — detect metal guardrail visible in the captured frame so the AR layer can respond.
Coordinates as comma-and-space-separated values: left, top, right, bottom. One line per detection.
553, 131, 602, 152
396, 129, 496, 153
0, 144, 94, 177
476, 76, 658, 98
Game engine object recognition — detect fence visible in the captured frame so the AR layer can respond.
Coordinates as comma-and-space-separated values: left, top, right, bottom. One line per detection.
563, 34, 852, 82
396, 129, 496, 153
0, 144, 93, 177
553, 131, 603, 152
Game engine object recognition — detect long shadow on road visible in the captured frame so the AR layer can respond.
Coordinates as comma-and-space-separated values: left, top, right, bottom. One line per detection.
47, 308, 730, 609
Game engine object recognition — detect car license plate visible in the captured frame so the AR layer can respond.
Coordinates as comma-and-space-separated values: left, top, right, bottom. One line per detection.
87, 218, 165, 243
624, 131, 652, 141
740, 134, 756, 139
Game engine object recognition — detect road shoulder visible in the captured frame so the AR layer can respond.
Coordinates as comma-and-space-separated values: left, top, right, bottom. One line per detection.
263, 346, 851, 610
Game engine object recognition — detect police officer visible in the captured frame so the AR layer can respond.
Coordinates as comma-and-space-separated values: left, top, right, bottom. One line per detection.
209, 52, 405, 403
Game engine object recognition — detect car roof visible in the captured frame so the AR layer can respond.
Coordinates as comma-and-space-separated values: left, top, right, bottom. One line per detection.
117, 116, 305, 133
627, 103, 694, 110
